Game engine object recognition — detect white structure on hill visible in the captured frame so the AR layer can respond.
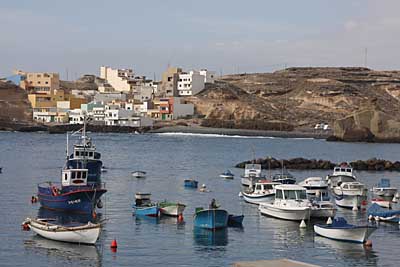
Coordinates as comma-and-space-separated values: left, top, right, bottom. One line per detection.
100, 66, 135, 92
199, 69, 216, 83
177, 71, 205, 96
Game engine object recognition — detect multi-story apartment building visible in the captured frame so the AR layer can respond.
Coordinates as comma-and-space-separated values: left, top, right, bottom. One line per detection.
100, 66, 135, 92
177, 71, 205, 96
199, 69, 216, 83
160, 67, 182, 97
20, 72, 60, 93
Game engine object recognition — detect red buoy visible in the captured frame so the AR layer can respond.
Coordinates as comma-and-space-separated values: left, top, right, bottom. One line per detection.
22, 223, 30, 231
178, 213, 184, 223
111, 239, 118, 250
364, 240, 373, 247
92, 211, 97, 219
361, 200, 368, 206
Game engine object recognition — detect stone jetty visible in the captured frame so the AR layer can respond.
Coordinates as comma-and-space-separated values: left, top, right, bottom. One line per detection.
236, 157, 400, 171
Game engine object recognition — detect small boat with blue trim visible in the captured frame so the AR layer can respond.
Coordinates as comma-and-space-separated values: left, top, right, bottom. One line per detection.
332, 181, 367, 209
219, 170, 234, 179
368, 203, 400, 223
184, 179, 198, 188
193, 199, 228, 229
131, 171, 146, 178
37, 120, 106, 214
132, 193, 159, 217
314, 217, 376, 243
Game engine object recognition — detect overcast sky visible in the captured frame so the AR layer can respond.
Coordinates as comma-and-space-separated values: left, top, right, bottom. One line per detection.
1, 0, 400, 80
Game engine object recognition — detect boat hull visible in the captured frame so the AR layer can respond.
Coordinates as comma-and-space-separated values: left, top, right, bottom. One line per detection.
227, 215, 244, 227
193, 209, 228, 229
220, 174, 234, 179
259, 203, 310, 221
37, 186, 107, 214
334, 194, 367, 209
28, 219, 101, 245
159, 203, 186, 217
242, 192, 275, 204
133, 205, 159, 217
314, 225, 374, 243
311, 206, 337, 218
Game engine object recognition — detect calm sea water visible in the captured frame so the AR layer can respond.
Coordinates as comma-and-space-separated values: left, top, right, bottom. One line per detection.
1, 131, 400, 267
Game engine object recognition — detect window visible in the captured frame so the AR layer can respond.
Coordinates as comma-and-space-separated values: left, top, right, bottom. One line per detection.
256, 185, 261, 190
297, 190, 307, 199
285, 190, 297, 200
167, 77, 172, 82
77, 172, 81, 178
89, 152, 93, 157
75, 151, 79, 156
71, 172, 76, 179
276, 189, 283, 199
38, 81, 41, 84
64, 173, 68, 181
82, 172, 87, 179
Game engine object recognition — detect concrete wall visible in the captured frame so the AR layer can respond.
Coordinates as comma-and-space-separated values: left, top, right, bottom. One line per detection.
177, 71, 205, 96
173, 97, 194, 119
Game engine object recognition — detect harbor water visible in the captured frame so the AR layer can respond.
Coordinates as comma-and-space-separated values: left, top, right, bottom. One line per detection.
1, 131, 400, 266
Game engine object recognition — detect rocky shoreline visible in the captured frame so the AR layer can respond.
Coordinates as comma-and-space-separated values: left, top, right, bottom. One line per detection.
236, 157, 400, 171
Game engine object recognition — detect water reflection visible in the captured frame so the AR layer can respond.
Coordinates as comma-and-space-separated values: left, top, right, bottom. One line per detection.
314, 236, 378, 264
193, 227, 228, 247
24, 236, 102, 267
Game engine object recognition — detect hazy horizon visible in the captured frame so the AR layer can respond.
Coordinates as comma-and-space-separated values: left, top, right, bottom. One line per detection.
2, 0, 400, 80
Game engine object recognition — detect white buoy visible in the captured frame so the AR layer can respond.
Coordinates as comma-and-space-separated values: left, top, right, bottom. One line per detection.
299, 219, 307, 228
326, 217, 333, 224
352, 205, 359, 211
368, 215, 373, 220
238, 192, 243, 197
375, 216, 380, 222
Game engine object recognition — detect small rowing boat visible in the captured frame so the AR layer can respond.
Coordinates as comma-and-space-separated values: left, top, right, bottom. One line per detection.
22, 218, 101, 245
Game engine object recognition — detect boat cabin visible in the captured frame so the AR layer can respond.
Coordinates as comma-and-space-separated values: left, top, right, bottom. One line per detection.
252, 181, 280, 192
244, 164, 262, 178
340, 182, 364, 191
71, 145, 101, 160
332, 164, 354, 177
135, 192, 152, 206
61, 168, 88, 186
275, 185, 307, 200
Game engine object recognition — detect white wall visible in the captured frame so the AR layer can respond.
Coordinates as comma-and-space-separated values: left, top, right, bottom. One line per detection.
177, 71, 205, 96
173, 97, 194, 119
199, 69, 215, 83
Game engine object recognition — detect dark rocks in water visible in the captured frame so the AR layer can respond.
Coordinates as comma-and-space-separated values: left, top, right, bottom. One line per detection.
236, 157, 400, 171
48, 124, 152, 134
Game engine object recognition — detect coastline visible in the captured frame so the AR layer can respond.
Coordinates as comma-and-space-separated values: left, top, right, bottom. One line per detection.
149, 125, 331, 139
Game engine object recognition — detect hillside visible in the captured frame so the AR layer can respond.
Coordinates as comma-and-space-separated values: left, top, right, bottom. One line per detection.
0, 81, 32, 123
187, 67, 400, 132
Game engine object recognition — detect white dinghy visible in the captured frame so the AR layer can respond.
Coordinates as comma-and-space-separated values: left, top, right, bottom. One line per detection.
23, 218, 101, 245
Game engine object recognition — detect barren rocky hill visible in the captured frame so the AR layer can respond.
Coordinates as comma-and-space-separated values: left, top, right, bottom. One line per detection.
187, 67, 400, 132
0, 81, 32, 123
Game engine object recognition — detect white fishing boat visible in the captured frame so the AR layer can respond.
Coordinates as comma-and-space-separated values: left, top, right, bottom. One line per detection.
159, 201, 186, 217
314, 217, 376, 243
308, 189, 336, 218
23, 218, 101, 245
298, 177, 328, 195
371, 178, 397, 198
241, 164, 265, 187
132, 171, 146, 178
241, 180, 280, 205
333, 182, 368, 209
258, 184, 311, 221
326, 163, 356, 189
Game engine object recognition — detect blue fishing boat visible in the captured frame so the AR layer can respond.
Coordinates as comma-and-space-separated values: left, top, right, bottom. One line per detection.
193, 206, 228, 229
228, 214, 244, 227
368, 203, 400, 223
37, 119, 107, 214
184, 179, 198, 188
132, 193, 159, 217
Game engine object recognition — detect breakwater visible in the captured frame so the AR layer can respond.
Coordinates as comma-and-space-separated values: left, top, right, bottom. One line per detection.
236, 157, 400, 171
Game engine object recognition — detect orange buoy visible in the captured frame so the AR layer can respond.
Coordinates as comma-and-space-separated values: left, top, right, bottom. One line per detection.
177, 213, 184, 223
110, 239, 118, 250
22, 223, 30, 231
92, 211, 97, 219
364, 240, 373, 247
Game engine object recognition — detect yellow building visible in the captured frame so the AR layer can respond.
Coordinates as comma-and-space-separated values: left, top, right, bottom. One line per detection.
28, 90, 86, 109
20, 72, 60, 93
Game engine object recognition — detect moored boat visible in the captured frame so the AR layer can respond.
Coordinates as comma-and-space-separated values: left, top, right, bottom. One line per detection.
326, 163, 356, 189
159, 201, 186, 217
368, 203, 400, 223
227, 214, 244, 227
314, 217, 376, 243
23, 218, 101, 245
258, 184, 311, 221
372, 178, 397, 198
298, 177, 328, 195
272, 168, 296, 184
219, 170, 234, 179
241, 180, 280, 205
132, 171, 146, 178
371, 198, 391, 209
333, 182, 367, 209
37, 119, 106, 214
132, 193, 159, 217
184, 179, 198, 188
241, 163, 265, 187
193, 208, 229, 229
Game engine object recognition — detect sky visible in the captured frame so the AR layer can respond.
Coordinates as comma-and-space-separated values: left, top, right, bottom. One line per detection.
1, 0, 400, 80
